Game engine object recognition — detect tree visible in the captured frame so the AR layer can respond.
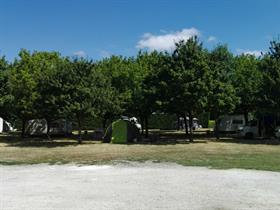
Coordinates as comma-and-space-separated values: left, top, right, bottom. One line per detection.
232, 54, 261, 123
129, 51, 165, 137
30, 51, 65, 136
9, 50, 40, 137
0, 56, 13, 121
61, 58, 113, 143
259, 40, 280, 115
95, 56, 131, 128
170, 37, 209, 141
207, 45, 239, 139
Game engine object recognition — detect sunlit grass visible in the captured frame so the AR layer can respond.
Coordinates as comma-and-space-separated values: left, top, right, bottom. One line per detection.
0, 132, 280, 171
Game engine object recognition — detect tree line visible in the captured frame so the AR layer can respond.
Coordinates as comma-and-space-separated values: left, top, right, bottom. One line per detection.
1, 36, 280, 142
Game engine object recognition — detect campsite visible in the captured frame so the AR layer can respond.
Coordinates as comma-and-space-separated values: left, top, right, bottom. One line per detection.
1, 1, 280, 209
1, 26, 280, 171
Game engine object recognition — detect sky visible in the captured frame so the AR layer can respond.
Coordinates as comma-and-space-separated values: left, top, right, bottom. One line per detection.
0, 0, 280, 61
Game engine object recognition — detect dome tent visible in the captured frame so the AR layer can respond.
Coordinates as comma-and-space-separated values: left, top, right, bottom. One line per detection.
103, 117, 141, 144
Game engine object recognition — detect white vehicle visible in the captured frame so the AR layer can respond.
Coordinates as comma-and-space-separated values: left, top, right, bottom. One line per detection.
237, 120, 259, 138
217, 115, 245, 134
0, 117, 14, 133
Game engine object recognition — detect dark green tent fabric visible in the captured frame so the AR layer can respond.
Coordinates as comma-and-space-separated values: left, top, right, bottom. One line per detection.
111, 119, 127, 143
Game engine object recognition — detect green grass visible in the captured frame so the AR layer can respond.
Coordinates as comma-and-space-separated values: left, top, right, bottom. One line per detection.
1, 132, 280, 171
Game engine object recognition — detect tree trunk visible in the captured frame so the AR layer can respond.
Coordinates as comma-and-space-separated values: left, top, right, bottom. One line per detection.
177, 114, 180, 130
244, 112, 249, 124
145, 116, 149, 138
183, 114, 188, 136
46, 119, 51, 140
102, 118, 107, 130
77, 115, 82, 144
214, 115, 220, 140
21, 118, 26, 138
140, 116, 144, 135
188, 112, 194, 142
258, 117, 262, 137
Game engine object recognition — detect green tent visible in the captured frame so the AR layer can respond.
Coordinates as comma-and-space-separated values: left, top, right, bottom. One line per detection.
103, 119, 140, 144
112, 119, 127, 143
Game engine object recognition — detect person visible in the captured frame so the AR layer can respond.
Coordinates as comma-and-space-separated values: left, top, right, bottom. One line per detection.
130, 117, 141, 130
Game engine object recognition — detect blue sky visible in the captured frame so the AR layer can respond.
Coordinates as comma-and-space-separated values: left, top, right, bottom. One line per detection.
0, 0, 279, 61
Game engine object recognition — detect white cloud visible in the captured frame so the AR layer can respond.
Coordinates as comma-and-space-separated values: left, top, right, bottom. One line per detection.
73, 50, 86, 57
136, 27, 200, 51
207, 36, 217, 42
99, 50, 111, 58
236, 49, 262, 57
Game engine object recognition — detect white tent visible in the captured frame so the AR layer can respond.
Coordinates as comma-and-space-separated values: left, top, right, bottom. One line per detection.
0, 118, 3, 132
0, 117, 14, 133
25, 119, 72, 136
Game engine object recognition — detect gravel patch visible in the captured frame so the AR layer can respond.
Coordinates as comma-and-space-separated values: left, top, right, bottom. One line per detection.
1, 162, 280, 210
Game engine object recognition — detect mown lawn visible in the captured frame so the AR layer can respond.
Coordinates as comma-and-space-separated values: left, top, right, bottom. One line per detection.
1, 132, 280, 171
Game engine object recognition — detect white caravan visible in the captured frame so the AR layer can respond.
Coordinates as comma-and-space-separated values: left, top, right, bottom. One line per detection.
217, 115, 245, 134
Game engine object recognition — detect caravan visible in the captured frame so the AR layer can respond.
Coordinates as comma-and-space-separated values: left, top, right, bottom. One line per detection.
217, 115, 245, 134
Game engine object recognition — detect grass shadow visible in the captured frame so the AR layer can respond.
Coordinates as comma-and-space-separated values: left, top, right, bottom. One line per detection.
0, 133, 94, 148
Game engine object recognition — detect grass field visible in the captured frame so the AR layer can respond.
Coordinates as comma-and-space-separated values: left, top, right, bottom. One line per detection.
1, 131, 280, 171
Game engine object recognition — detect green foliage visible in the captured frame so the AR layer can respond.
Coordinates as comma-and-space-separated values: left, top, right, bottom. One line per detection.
60, 58, 115, 141
170, 37, 209, 116
9, 50, 40, 121
259, 40, 280, 114
130, 51, 165, 117
0, 56, 13, 120
2, 36, 280, 140
232, 53, 261, 118
208, 45, 239, 118
197, 112, 210, 128
31, 51, 64, 122
149, 113, 177, 130
95, 56, 134, 121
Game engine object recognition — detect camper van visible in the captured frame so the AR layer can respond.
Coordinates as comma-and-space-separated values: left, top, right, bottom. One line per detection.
25, 119, 72, 136
0, 117, 14, 133
217, 115, 245, 134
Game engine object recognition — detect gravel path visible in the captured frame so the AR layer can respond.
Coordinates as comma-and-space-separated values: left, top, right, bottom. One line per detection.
1, 162, 280, 210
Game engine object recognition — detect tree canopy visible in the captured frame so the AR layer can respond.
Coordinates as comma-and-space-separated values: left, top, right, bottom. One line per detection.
1, 37, 280, 141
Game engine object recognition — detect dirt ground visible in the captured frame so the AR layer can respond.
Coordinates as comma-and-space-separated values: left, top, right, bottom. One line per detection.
1, 162, 280, 210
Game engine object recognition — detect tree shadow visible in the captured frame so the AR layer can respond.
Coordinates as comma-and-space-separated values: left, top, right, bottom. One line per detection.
0, 133, 100, 148
4, 130, 277, 147
132, 131, 210, 145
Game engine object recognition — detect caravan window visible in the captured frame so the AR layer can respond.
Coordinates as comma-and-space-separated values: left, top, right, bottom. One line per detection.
232, 119, 243, 124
